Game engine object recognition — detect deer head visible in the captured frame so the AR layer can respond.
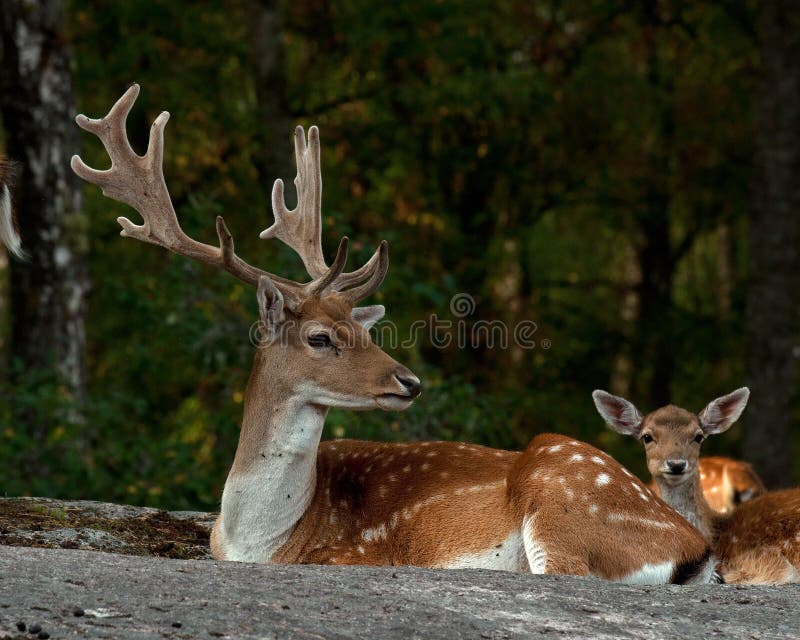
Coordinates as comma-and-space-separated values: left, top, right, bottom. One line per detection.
592, 388, 750, 488
71, 84, 420, 412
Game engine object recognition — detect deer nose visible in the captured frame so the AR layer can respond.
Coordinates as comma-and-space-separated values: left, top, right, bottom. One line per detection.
394, 371, 421, 398
667, 459, 687, 474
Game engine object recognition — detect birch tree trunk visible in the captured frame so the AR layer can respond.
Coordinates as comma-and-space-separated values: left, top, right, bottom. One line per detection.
744, 0, 800, 487
0, 0, 90, 431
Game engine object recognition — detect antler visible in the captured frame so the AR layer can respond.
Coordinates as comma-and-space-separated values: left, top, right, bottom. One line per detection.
70, 84, 350, 304
260, 125, 389, 304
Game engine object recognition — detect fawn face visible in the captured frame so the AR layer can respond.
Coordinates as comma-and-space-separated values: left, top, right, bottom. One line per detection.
592, 388, 750, 487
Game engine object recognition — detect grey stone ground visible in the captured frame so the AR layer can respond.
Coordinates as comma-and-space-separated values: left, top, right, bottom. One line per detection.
1, 499, 799, 639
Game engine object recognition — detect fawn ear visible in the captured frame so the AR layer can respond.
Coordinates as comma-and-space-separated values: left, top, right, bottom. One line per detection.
699, 387, 750, 435
351, 305, 385, 330
257, 275, 285, 328
592, 390, 643, 436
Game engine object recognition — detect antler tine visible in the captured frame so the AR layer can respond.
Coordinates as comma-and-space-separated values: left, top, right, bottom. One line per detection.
260, 125, 390, 303
260, 126, 328, 278
308, 236, 349, 295
341, 240, 389, 304
71, 84, 313, 299
332, 243, 385, 291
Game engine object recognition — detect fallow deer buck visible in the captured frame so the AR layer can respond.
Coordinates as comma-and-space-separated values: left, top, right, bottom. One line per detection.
0, 154, 25, 259
649, 456, 765, 515
72, 84, 719, 584
594, 388, 800, 584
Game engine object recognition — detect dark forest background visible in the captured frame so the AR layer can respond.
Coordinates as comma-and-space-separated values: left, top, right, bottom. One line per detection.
1, 0, 798, 510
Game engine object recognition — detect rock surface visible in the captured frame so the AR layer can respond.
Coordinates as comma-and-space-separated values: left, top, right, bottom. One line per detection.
1, 499, 799, 639
0, 497, 213, 559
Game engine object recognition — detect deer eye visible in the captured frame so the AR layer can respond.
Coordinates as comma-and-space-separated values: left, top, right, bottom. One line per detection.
641, 433, 654, 444
693, 433, 704, 444
307, 333, 333, 349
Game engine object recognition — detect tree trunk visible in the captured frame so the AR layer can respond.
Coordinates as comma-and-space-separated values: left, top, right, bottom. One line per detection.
0, 0, 90, 431
630, 4, 677, 410
744, 0, 800, 488
246, 0, 293, 191
633, 209, 674, 409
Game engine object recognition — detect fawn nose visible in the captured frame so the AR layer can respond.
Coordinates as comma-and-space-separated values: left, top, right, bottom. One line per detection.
667, 459, 687, 475
394, 371, 421, 398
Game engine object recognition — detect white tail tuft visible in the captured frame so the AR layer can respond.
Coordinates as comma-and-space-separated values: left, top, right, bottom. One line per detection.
0, 184, 26, 260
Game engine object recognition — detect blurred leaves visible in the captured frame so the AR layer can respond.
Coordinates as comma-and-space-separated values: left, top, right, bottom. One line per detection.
0, 0, 779, 508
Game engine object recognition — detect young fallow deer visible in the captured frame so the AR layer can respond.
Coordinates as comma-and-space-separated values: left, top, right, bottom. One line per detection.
0, 154, 25, 259
649, 456, 765, 515
72, 84, 719, 584
594, 388, 800, 584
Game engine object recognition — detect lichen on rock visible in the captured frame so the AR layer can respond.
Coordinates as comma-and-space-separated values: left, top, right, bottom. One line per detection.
0, 497, 214, 559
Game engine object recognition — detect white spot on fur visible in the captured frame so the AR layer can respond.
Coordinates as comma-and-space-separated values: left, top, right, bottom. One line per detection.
591, 456, 606, 465
547, 445, 563, 453
362, 524, 387, 542
607, 512, 675, 530
569, 453, 584, 462
595, 473, 611, 487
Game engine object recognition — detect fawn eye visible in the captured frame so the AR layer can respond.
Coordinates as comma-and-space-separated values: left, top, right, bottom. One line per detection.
641, 434, 654, 444
307, 333, 333, 349
693, 433, 704, 444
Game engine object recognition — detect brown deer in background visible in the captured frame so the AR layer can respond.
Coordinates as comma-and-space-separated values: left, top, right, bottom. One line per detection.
649, 456, 765, 515
0, 155, 24, 259
594, 388, 800, 584
72, 85, 719, 583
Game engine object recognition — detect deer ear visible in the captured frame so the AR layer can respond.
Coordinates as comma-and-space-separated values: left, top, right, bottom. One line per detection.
351, 305, 385, 330
592, 390, 643, 436
257, 276, 285, 328
699, 387, 749, 435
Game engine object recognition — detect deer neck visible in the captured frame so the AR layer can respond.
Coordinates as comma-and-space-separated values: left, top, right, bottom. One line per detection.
218, 353, 327, 563
656, 472, 719, 544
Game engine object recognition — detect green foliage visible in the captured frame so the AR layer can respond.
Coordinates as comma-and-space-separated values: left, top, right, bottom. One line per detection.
2, 0, 785, 509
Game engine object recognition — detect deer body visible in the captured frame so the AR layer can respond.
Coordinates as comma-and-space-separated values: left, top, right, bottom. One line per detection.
216, 423, 716, 583
74, 85, 717, 585
594, 388, 800, 584
714, 490, 800, 583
